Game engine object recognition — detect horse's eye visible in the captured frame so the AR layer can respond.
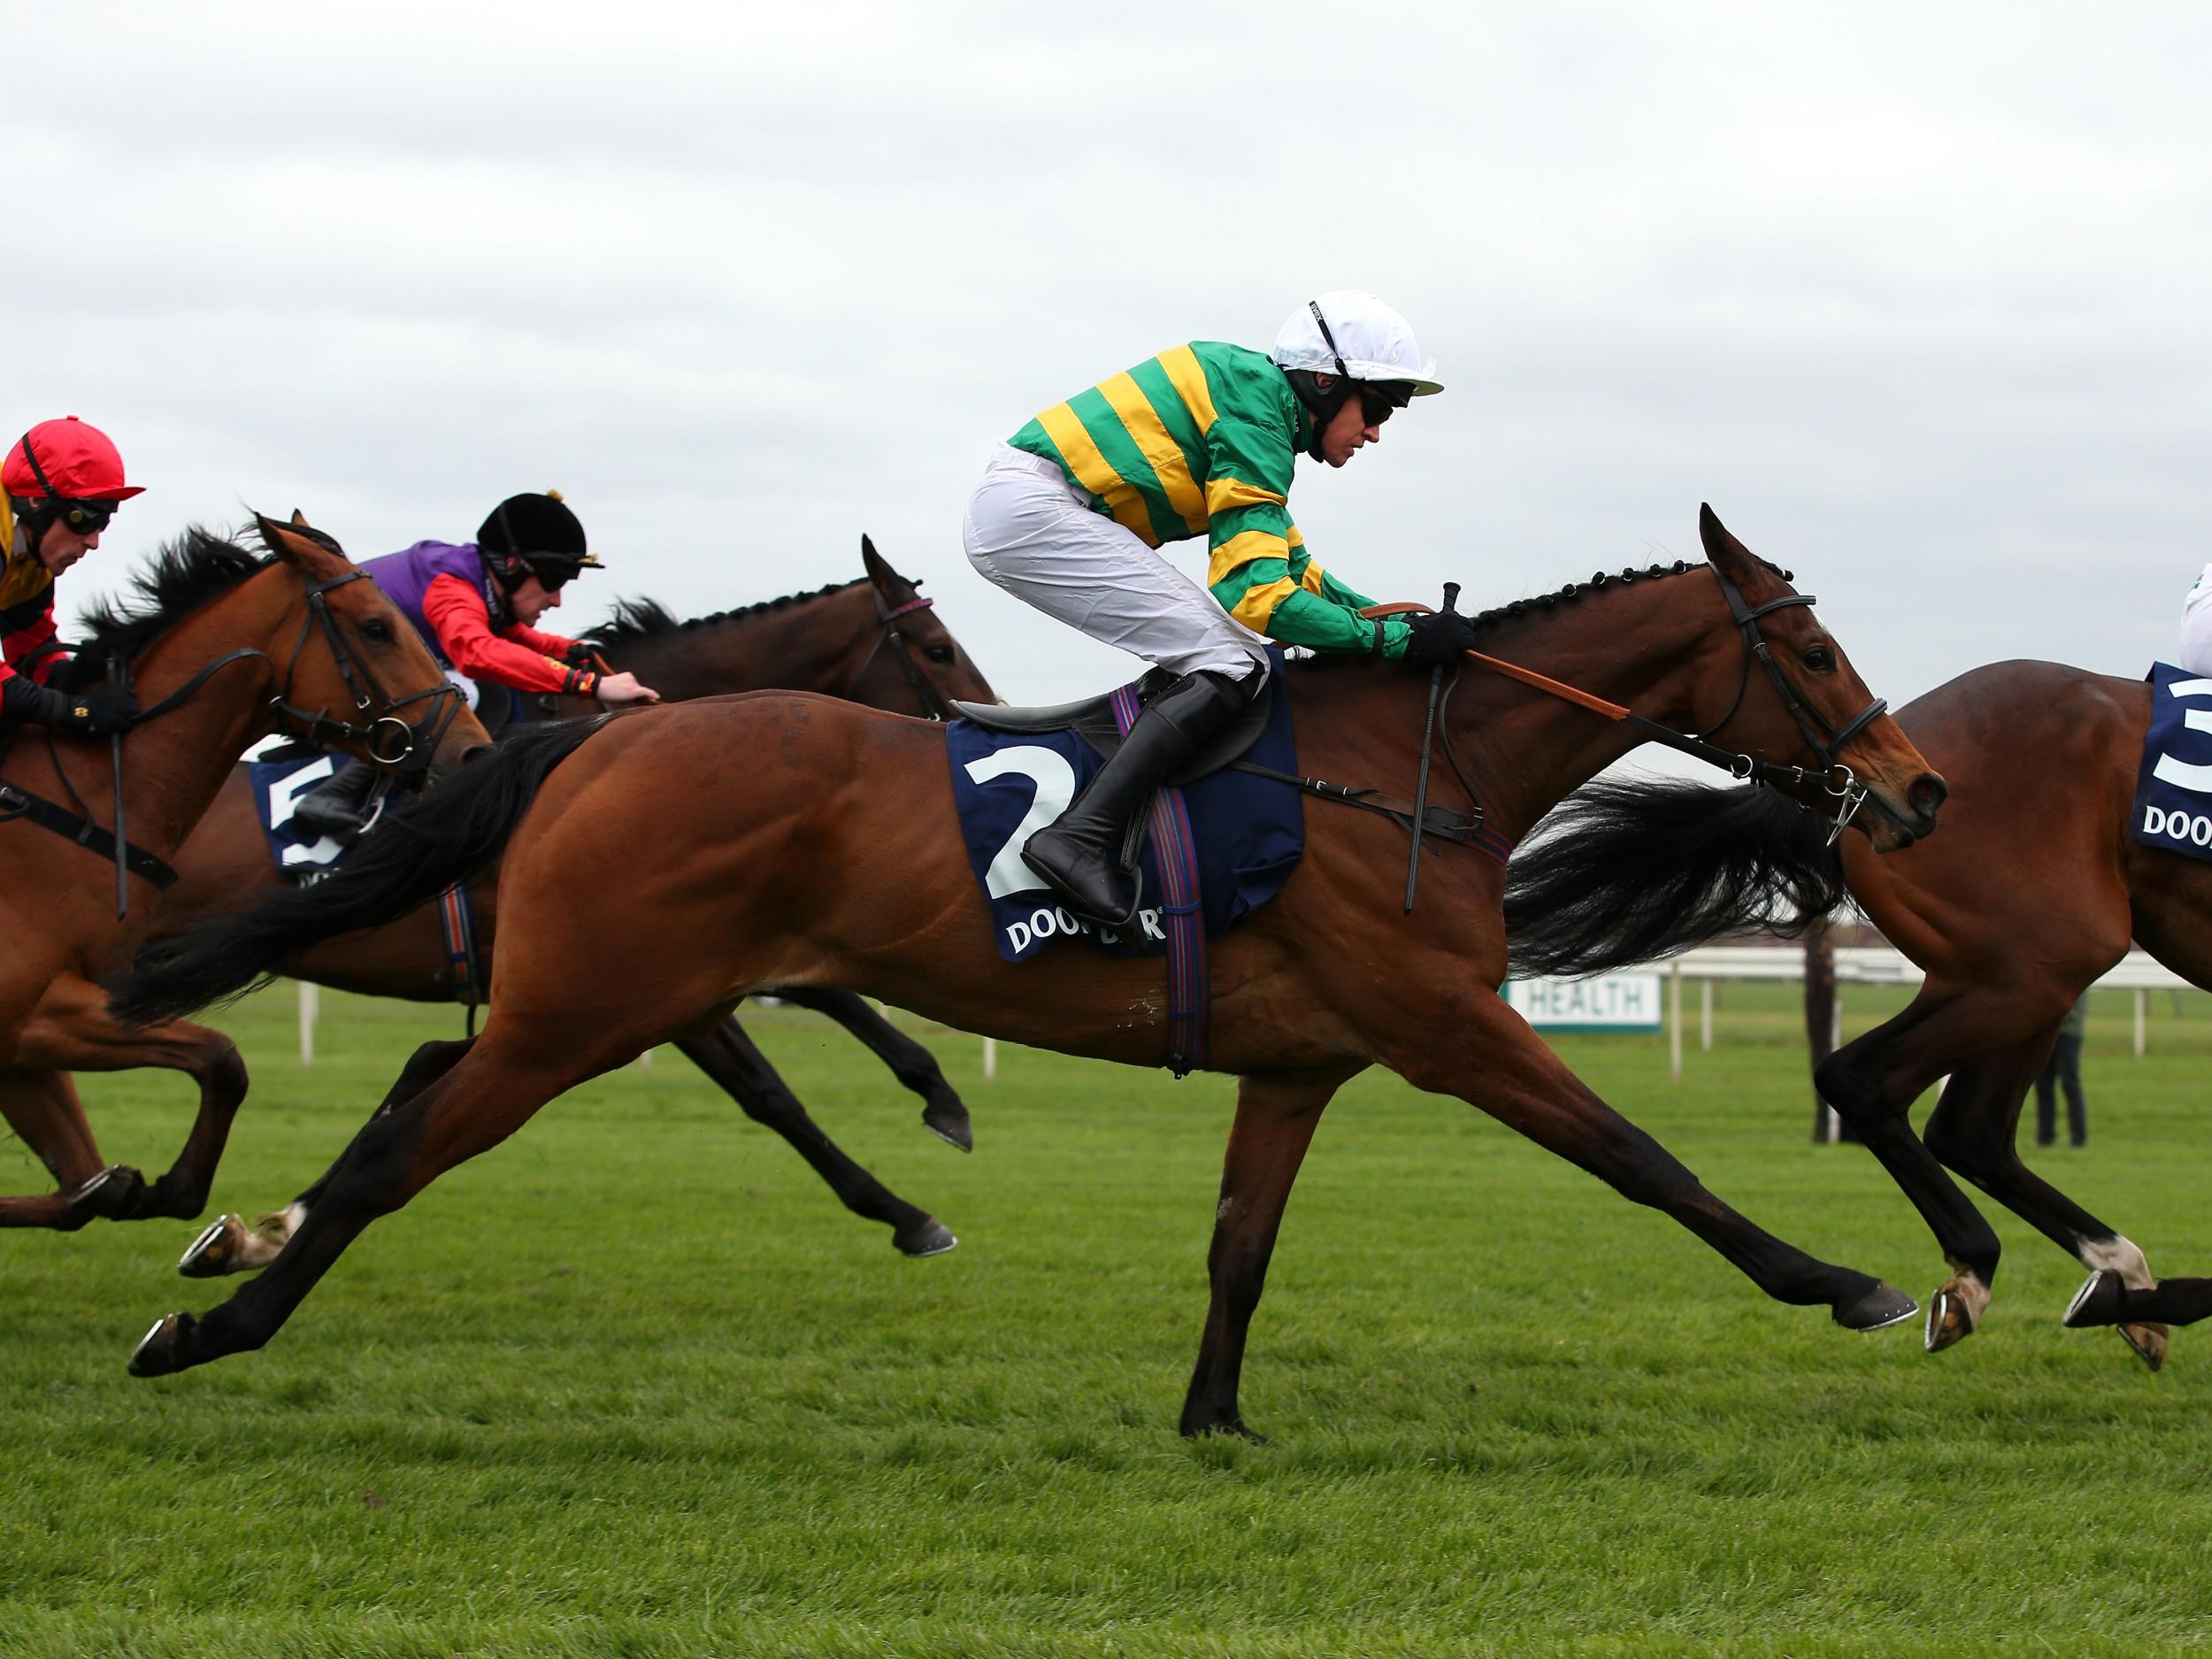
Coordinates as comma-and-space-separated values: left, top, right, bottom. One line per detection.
926, 644, 955, 664
1801, 646, 1833, 672
361, 618, 393, 643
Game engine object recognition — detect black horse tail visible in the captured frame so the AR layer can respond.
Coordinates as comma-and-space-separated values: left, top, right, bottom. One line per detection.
1503, 778, 1846, 979
108, 719, 603, 1025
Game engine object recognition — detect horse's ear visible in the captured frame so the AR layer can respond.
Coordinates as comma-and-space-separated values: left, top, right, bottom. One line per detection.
1697, 503, 1761, 587
861, 534, 914, 593
290, 510, 310, 528
256, 512, 350, 578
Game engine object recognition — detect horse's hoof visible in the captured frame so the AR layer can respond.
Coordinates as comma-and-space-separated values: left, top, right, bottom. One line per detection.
895, 1217, 958, 1257
128, 1312, 194, 1379
2064, 1268, 2124, 1329
1834, 1282, 1918, 1333
1182, 1416, 1271, 1444
922, 1102, 973, 1154
178, 1216, 246, 1278
2120, 1322, 2170, 1372
1924, 1287, 1975, 1352
62, 1165, 143, 1228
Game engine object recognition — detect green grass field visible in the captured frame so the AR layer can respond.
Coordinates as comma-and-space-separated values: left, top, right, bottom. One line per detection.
4, 982, 2210, 1657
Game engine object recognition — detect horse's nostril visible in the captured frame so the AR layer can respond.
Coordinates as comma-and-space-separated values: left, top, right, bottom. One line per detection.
1909, 772, 1948, 818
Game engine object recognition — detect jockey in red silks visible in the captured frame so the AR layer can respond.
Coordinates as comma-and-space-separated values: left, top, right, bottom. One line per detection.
0, 418, 144, 736
290, 490, 660, 839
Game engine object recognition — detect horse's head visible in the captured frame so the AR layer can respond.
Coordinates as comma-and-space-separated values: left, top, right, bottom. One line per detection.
256, 512, 491, 783
1693, 504, 1945, 850
856, 535, 997, 715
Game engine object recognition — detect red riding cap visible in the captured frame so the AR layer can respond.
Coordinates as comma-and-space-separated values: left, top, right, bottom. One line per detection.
3, 417, 144, 502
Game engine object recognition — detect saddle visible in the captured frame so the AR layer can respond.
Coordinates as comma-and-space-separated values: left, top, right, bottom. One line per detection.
950, 669, 1273, 787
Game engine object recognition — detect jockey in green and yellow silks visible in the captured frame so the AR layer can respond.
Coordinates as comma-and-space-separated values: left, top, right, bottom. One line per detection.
964, 290, 1474, 927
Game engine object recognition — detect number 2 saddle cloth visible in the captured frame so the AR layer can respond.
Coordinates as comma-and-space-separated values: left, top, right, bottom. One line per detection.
944, 649, 1305, 964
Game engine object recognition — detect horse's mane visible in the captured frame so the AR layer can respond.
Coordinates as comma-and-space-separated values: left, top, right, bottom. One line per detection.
58, 526, 273, 690
1287, 557, 1792, 672
589, 580, 869, 652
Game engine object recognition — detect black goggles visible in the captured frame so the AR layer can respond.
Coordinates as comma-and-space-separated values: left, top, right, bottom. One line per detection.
16, 430, 119, 535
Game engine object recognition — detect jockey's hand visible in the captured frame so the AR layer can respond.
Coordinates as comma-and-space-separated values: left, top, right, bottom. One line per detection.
81, 679, 141, 734
1402, 610, 1479, 667
594, 672, 661, 706
1, 674, 137, 735
564, 639, 605, 670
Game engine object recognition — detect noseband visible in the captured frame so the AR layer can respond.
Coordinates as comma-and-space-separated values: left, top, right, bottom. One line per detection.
119, 570, 465, 776
845, 589, 951, 720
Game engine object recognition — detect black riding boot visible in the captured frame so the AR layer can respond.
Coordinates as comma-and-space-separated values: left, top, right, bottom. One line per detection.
1021, 667, 1260, 928
288, 757, 382, 843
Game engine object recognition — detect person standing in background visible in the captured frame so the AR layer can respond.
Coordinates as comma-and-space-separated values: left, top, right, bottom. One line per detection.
2034, 995, 2090, 1148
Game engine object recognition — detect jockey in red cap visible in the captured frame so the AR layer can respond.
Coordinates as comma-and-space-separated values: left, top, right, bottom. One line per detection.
290, 490, 660, 840
0, 418, 144, 736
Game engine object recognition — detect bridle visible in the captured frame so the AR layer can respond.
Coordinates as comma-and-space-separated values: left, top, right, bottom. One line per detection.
1444, 562, 1886, 844
35, 563, 467, 918
121, 569, 466, 772
844, 588, 951, 721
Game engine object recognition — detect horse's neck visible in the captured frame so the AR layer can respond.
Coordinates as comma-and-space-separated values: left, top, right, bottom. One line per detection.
1435, 584, 1726, 846
104, 595, 282, 856
611, 588, 870, 700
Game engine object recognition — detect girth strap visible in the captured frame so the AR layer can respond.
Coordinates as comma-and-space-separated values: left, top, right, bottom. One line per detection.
0, 781, 179, 891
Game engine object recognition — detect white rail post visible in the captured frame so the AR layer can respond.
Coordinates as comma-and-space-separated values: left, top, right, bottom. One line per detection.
297, 981, 319, 1068
982, 1036, 998, 1081
2135, 987, 2147, 1059
1669, 961, 1683, 1084
1700, 978, 1714, 1052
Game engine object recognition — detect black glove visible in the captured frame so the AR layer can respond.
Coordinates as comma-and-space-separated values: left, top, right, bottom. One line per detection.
564, 639, 605, 670
1401, 610, 1478, 667
1, 673, 137, 735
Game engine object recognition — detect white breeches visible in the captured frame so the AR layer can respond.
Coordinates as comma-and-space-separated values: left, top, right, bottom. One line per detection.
962, 444, 1271, 682
2180, 564, 2212, 675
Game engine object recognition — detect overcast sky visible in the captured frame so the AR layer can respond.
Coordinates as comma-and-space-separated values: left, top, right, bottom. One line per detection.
10, 1, 2207, 716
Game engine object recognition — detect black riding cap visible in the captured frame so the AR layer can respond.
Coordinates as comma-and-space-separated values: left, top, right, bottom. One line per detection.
479, 491, 603, 580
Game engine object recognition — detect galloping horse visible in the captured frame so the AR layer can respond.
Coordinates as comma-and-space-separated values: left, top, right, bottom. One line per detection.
115, 509, 1947, 1435
158, 541, 995, 1273
0, 516, 486, 1229
1502, 658, 2212, 1368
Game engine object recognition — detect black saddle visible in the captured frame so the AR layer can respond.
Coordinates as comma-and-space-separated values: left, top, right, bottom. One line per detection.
950, 671, 1272, 787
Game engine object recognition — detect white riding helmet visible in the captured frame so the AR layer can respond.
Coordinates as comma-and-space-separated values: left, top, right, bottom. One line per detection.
1270, 290, 1443, 396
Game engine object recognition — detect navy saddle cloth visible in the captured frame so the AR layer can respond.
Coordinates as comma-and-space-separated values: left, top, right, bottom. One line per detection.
250, 750, 361, 882
2132, 663, 2212, 862
944, 653, 1304, 963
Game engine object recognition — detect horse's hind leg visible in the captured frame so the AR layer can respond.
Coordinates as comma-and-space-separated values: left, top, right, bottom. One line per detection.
764, 988, 973, 1151
673, 1018, 956, 1256
132, 1022, 600, 1377
18, 974, 246, 1221
1922, 1040, 2170, 1371
0, 1069, 142, 1229
1180, 1065, 1354, 1440
178, 1036, 479, 1279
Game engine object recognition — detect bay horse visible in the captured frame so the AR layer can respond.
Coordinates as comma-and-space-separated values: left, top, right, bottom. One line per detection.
157, 541, 996, 1273
113, 508, 1947, 1436
1501, 658, 2212, 1370
0, 515, 487, 1230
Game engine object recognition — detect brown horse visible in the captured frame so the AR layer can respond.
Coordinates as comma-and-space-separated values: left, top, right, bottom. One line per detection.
0, 516, 488, 1230
1502, 657, 2212, 1369
113, 508, 1947, 1435
159, 541, 996, 1273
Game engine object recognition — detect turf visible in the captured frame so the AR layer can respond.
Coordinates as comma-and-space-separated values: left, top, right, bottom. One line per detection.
2, 982, 2209, 1657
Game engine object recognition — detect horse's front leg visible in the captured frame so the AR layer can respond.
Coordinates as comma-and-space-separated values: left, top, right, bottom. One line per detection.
764, 987, 973, 1151
672, 1017, 956, 1256
1180, 1065, 1355, 1440
178, 1036, 478, 1279
0, 1068, 144, 1228
19, 975, 246, 1222
1385, 987, 1916, 1332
